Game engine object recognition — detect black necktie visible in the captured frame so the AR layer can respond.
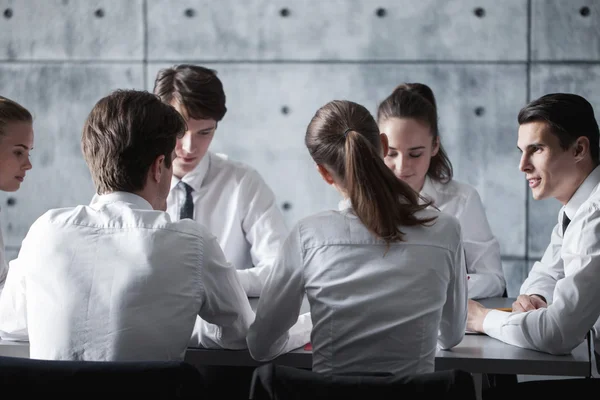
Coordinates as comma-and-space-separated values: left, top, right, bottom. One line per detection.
179, 182, 194, 220
562, 212, 571, 235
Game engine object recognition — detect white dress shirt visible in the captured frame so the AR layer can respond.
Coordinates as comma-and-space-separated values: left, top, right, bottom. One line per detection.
247, 199, 467, 376
167, 152, 288, 297
421, 177, 506, 299
0, 192, 254, 361
484, 165, 600, 354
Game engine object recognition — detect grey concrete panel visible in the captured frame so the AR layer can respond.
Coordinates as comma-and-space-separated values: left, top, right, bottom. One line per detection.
502, 258, 529, 298
528, 64, 600, 259
532, 0, 600, 61
147, 0, 527, 61
0, 0, 143, 60
147, 63, 527, 257
0, 63, 144, 247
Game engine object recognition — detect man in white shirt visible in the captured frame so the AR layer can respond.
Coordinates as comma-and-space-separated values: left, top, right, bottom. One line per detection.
467, 93, 600, 370
0, 89, 254, 361
153, 64, 288, 297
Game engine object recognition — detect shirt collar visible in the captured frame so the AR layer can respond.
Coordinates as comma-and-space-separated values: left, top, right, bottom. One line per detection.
90, 191, 154, 211
564, 165, 600, 220
170, 152, 211, 191
338, 197, 352, 211
420, 176, 437, 202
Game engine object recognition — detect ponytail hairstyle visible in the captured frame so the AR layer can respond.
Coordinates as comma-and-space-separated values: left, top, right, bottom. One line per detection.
377, 83, 453, 183
0, 96, 32, 139
305, 100, 437, 244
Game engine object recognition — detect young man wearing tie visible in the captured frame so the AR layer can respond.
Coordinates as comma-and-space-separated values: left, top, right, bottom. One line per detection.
153, 64, 288, 298
468, 93, 600, 372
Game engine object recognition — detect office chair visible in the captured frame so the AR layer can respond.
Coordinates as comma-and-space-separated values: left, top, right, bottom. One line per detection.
249, 363, 477, 400
0, 355, 204, 398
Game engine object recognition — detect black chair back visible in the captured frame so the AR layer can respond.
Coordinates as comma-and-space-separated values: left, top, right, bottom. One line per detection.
249, 363, 476, 400
0, 356, 203, 398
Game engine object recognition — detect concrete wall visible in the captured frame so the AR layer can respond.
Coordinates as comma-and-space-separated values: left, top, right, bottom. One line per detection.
1, 0, 598, 296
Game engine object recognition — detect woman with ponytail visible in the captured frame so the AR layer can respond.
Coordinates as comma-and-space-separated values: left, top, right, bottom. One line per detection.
247, 100, 467, 376
378, 83, 506, 299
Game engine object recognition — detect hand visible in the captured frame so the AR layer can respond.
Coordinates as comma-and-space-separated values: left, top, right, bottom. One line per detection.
467, 299, 490, 333
512, 294, 547, 312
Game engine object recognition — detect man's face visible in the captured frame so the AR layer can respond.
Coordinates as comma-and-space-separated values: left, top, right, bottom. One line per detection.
173, 118, 217, 179
518, 121, 577, 204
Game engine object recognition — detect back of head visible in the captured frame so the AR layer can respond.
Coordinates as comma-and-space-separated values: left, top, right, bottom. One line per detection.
305, 100, 436, 244
0, 96, 32, 138
518, 93, 600, 165
377, 83, 453, 183
81, 89, 186, 194
153, 64, 227, 121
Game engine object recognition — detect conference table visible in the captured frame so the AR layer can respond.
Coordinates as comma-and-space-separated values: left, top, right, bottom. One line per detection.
0, 297, 593, 378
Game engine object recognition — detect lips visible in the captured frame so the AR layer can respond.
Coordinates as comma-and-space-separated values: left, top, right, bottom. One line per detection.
528, 177, 541, 188
177, 157, 196, 164
15, 176, 24, 182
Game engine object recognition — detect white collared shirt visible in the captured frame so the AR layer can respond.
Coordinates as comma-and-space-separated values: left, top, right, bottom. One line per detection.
484, 165, 600, 354
0, 192, 254, 361
167, 152, 288, 297
247, 199, 467, 376
421, 177, 506, 299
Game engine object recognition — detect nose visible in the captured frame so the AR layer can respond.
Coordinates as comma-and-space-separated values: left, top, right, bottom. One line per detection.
519, 153, 531, 173
179, 132, 194, 154
397, 154, 412, 174
23, 157, 32, 171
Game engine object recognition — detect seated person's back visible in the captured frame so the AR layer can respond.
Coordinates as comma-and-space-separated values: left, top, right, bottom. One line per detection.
0, 90, 254, 361
247, 100, 467, 377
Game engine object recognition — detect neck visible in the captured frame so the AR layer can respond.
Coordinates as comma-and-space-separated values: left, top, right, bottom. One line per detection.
559, 162, 596, 205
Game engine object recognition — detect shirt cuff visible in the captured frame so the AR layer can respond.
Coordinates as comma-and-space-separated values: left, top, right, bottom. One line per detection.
482, 309, 512, 338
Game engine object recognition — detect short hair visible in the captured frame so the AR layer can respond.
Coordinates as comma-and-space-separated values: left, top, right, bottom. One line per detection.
153, 64, 227, 121
518, 93, 600, 165
0, 96, 33, 138
81, 89, 186, 194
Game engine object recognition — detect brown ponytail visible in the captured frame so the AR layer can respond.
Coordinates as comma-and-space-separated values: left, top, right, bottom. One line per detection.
306, 100, 436, 244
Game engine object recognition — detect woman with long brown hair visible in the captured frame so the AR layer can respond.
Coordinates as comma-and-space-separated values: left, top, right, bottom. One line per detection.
378, 83, 506, 299
247, 100, 467, 376
0, 96, 33, 294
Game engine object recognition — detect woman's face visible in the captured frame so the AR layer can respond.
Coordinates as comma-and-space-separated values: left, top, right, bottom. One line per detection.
0, 121, 34, 192
379, 117, 438, 193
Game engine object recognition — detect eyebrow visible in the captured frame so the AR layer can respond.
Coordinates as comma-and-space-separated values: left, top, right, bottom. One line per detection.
517, 142, 544, 152
14, 144, 31, 150
194, 127, 216, 134
389, 146, 426, 151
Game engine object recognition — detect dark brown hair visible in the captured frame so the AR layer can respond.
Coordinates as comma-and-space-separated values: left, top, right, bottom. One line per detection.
306, 100, 436, 244
153, 64, 227, 121
377, 83, 453, 183
518, 93, 600, 165
81, 89, 186, 194
0, 96, 32, 138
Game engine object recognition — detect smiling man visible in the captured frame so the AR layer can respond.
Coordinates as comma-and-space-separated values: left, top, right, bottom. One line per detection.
153, 65, 288, 298
467, 93, 600, 369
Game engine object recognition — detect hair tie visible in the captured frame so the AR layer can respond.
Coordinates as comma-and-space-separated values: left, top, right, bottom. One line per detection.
343, 128, 353, 138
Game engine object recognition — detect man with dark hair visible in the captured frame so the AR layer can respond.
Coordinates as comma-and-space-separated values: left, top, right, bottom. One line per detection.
0, 89, 254, 361
153, 64, 288, 297
468, 93, 600, 367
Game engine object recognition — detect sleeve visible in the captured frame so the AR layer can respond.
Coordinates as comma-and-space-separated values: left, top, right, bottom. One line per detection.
190, 233, 255, 350
237, 169, 289, 297
246, 225, 311, 361
483, 205, 600, 354
438, 221, 468, 350
519, 222, 564, 304
0, 242, 29, 341
457, 189, 506, 299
